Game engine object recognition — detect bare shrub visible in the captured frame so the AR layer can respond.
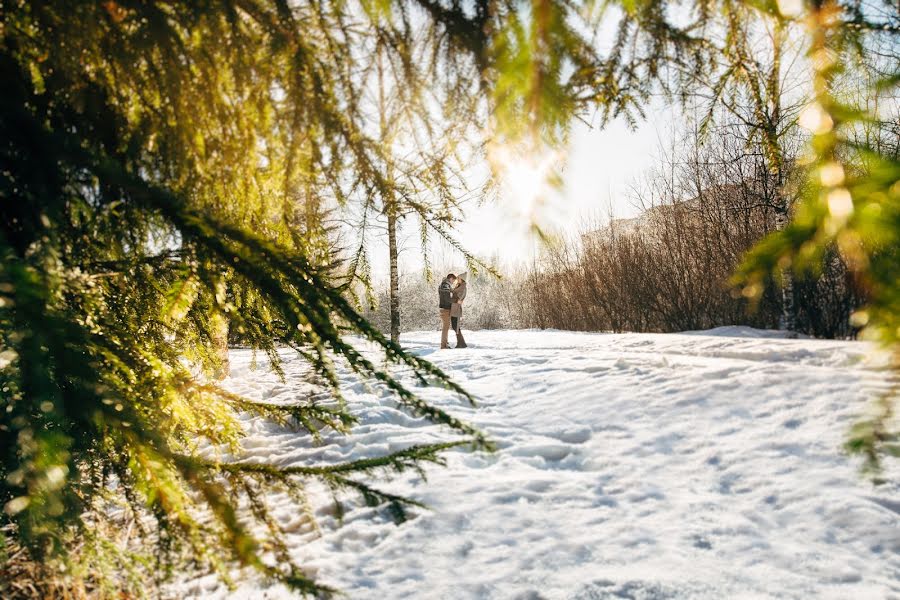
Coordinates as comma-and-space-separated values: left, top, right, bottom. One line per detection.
517, 125, 864, 337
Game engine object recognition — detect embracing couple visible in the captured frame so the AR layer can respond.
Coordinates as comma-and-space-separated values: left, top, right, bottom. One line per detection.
438, 272, 467, 349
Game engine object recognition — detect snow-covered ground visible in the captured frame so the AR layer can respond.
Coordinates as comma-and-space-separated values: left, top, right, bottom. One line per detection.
181, 329, 900, 599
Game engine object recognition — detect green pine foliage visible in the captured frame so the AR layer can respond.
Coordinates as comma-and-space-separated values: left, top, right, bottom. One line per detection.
0, 1, 498, 596
734, 1, 900, 475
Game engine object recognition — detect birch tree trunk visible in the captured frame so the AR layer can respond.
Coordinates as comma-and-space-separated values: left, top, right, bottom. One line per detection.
774, 195, 796, 333
768, 22, 797, 335
752, 18, 796, 335
378, 44, 401, 344
387, 209, 401, 344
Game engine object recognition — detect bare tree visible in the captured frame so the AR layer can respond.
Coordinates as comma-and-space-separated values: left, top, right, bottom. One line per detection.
686, 6, 810, 333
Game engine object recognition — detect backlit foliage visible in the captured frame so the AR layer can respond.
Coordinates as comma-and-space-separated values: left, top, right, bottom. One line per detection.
736, 0, 900, 474
0, 1, 497, 595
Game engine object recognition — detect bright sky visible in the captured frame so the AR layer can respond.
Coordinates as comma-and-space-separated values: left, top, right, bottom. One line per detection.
373, 102, 678, 280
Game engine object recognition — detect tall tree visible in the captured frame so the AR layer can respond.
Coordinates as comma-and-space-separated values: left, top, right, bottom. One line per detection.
351, 22, 496, 344
378, 38, 406, 345
691, 7, 809, 333
0, 1, 502, 595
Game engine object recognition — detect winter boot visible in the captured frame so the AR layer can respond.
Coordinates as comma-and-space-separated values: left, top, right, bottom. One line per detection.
455, 331, 467, 349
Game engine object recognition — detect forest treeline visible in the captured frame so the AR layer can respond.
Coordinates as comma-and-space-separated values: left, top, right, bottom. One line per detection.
365, 116, 896, 339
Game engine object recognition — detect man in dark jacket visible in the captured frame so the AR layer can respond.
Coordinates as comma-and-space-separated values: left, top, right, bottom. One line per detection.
438, 273, 456, 349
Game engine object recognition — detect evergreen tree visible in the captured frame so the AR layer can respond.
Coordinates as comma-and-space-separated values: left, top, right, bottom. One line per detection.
0, 1, 499, 595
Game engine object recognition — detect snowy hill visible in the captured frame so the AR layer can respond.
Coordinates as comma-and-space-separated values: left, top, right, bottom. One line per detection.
179, 329, 900, 599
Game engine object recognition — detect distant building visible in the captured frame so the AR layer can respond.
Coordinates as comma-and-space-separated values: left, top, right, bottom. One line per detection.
580, 183, 771, 247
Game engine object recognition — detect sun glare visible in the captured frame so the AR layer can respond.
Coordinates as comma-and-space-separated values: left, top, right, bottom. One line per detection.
488, 144, 566, 232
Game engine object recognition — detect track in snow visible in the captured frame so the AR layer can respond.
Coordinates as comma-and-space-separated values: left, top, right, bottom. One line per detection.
179, 328, 900, 599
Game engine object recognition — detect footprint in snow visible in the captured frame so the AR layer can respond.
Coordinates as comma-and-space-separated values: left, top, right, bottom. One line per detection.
573, 579, 683, 600
691, 535, 713, 550
509, 443, 573, 462
554, 426, 592, 444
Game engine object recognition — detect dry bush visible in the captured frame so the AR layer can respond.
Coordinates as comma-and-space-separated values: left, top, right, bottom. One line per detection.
518, 127, 864, 337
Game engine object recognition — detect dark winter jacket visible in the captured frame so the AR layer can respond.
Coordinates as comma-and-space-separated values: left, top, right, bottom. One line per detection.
438, 278, 453, 309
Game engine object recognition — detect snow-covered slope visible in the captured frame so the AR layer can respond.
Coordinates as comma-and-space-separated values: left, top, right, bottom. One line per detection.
181, 329, 900, 599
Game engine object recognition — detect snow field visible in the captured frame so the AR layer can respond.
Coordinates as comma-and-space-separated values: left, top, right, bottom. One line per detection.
179, 328, 900, 599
